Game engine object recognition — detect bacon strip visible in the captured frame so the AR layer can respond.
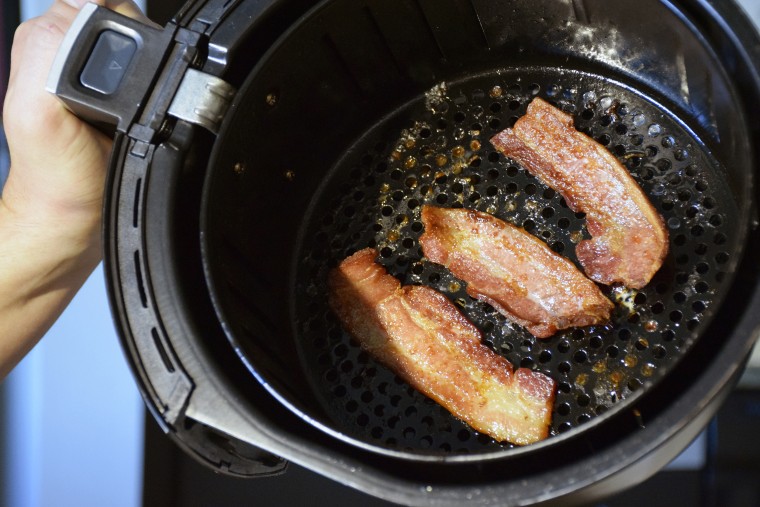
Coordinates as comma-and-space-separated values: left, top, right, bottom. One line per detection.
419, 206, 613, 338
329, 248, 555, 445
490, 97, 668, 288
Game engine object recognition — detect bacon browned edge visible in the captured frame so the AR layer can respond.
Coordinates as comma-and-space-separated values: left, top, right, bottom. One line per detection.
419, 205, 613, 338
490, 97, 668, 289
328, 248, 556, 446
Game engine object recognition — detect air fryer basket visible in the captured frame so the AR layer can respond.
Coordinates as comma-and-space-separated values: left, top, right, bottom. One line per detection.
201, 0, 754, 461
200, 0, 755, 460
292, 69, 742, 456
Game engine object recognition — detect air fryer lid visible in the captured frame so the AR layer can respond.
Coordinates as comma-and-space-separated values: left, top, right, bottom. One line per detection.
200, 0, 755, 462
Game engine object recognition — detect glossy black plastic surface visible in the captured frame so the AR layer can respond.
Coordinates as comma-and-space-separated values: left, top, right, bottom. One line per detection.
103, 0, 760, 504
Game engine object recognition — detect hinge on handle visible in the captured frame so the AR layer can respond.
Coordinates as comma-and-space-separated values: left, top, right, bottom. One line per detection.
167, 68, 236, 134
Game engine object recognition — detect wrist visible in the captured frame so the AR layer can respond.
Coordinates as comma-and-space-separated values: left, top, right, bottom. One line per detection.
0, 185, 102, 380
0, 189, 102, 272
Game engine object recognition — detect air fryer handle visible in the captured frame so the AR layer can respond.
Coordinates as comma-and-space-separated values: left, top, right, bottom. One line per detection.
46, 3, 174, 134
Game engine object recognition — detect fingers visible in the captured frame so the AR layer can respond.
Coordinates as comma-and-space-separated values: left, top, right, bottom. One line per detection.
58, 0, 93, 7
5, 0, 158, 120
4, 0, 157, 141
5, 12, 72, 125
108, 0, 152, 19
107, 0, 160, 27
54, 0, 157, 25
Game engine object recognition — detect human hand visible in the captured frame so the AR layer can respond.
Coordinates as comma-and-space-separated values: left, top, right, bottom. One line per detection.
0, 0, 154, 378
2, 0, 152, 238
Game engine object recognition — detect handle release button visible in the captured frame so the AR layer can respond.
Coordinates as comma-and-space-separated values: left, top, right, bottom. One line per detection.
80, 30, 137, 95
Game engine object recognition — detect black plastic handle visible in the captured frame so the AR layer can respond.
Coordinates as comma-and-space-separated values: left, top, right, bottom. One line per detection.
46, 3, 174, 134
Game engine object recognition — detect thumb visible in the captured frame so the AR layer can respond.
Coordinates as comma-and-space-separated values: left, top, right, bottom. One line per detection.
60, 0, 159, 28
107, 0, 161, 28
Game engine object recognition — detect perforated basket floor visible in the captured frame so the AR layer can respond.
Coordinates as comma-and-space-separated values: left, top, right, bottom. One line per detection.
292, 67, 740, 456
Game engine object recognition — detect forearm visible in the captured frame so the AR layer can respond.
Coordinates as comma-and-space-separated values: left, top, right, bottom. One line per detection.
0, 198, 101, 379
0, 0, 149, 379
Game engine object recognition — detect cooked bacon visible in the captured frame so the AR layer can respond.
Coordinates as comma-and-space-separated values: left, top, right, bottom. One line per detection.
419, 206, 613, 338
329, 248, 555, 445
490, 97, 668, 288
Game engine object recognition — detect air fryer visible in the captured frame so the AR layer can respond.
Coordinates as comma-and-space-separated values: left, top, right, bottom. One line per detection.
46, 0, 760, 505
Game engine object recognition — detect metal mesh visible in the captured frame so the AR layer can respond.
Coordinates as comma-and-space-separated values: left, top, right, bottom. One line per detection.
292, 68, 739, 455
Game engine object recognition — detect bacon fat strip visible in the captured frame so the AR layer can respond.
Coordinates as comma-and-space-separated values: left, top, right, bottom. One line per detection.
328, 248, 556, 445
490, 97, 668, 288
419, 206, 613, 338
